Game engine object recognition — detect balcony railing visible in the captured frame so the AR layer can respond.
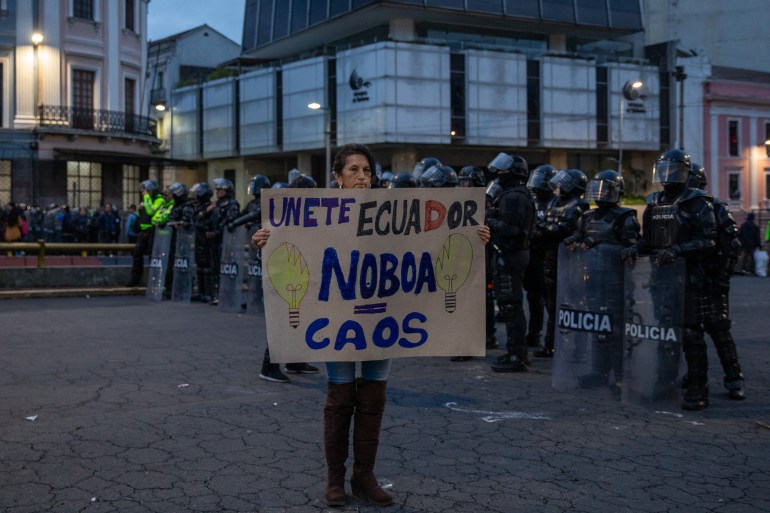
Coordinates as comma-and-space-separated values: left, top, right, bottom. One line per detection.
37, 105, 157, 138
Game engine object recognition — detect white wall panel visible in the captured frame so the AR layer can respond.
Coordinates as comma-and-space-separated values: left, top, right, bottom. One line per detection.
606, 63, 660, 151
202, 78, 236, 158
542, 56, 596, 148
336, 42, 450, 145
282, 57, 328, 152
239, 68, 277, 154
465, 49, 527, 146
170, 87, 199, 160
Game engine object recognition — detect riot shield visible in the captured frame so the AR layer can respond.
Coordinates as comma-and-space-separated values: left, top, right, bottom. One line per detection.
171, 226, 196, 303
146, 227, 172, 301
621, 256, 685, 407
245, 243, 265, 314
217, 226, 248, 313
552, 245, 624, 392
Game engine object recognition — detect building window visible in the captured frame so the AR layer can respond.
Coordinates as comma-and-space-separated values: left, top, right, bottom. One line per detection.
72, 69, 95, 129
125, 78, 136, 131
125, 0, 135, 31
728, 120, 739, 157
122, 165, 141, 208
0, 62, 3, 127
449, 52, 465, 141
728, 172, 741, 201
67, 161, 103, 208
74, 0, 94, 21
0, 160, 11, 204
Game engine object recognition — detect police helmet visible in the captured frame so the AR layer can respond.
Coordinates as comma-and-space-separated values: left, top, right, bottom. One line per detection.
271, 182, 289, 189
166, 182, 188, 200
526, 164, 557, 192
548, 169, 588, 197
412, 157, 442, 179
290, 174, 318, 188
190, 182, 213, 201
458, 166, 486, 187
140, 179, 159, 194
652, 148, 692, 185
247, 175, 271, 196
688, 163, 708, 190
213, 178, 234, 192
388, 172, 418, 188
419, 165, 458, 188
487, 152, 529, 179
585, 170, 624, 204
379, 170, 394, 187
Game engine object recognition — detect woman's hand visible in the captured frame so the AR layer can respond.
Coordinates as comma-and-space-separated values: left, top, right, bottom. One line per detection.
251, 228, 270, 249
477, 225, 490, 246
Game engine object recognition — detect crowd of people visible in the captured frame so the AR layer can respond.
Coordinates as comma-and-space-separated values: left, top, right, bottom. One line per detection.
0, 201, 127, 244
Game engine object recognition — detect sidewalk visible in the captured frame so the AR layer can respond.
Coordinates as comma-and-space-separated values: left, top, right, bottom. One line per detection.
1, 276, 769, 512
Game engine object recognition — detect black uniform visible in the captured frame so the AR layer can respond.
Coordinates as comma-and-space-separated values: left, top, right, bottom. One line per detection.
702, 196, 745, 399
208, 196, 241, 303
540, 169, 589, 357
571, 191, 640, 388
486, 153, 535, 372
193, 197, 214, 302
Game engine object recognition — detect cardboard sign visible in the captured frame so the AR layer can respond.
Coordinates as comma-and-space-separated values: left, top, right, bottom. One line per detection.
260, 187, 487, 363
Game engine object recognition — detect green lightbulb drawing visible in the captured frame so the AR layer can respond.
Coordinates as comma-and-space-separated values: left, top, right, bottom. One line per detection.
435, 233, 473, 313
267, 242, 310, 328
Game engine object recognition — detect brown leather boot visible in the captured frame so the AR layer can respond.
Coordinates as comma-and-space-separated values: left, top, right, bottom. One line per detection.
350, 378, 393, 506
324, 381, 355, 506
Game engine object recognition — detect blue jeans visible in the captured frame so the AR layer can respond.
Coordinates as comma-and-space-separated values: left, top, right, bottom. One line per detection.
326, 359, 392, 384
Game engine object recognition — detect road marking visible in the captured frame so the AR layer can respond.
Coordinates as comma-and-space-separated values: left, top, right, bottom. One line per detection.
444, 402, 551, 422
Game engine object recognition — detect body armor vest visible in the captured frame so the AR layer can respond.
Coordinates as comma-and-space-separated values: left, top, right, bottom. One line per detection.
648, 202, 680, 250
584, 208, 624, 245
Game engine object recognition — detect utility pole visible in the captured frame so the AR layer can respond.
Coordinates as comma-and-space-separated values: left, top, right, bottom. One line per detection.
673, 65, 687, 149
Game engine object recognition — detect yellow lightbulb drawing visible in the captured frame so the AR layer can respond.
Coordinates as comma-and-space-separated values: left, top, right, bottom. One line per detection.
267, 242, 310, 328
434, 233, 473, 313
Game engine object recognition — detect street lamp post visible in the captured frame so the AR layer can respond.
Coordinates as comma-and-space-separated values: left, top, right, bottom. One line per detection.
673, 65, 687, 149
31, 32, 43, 119
308, 102, 331, 187
618, 80, 643, 173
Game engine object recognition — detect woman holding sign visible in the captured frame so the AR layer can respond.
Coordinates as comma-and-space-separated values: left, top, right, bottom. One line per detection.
252, 144, 490, 507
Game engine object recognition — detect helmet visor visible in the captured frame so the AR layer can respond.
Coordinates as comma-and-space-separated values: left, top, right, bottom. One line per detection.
585, 179, 620, 203
487, 152, 513, 173
527, 171, 551, 191
548, 170, 580, 195
652, 161, 689, 184
419, 165, 445, 187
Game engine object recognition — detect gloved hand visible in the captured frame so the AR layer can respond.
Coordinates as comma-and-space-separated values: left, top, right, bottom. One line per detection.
563, 235, 578, 250
226, 223, 234, 233
620, 246, 638, 261
583, 236, 597, 248
655, 246, 680, 265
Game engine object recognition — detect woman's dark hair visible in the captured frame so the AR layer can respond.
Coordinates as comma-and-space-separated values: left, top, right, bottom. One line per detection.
332, 143, 376, 177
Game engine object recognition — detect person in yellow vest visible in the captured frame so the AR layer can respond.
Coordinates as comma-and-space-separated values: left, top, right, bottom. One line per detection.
127, 180, 165, 287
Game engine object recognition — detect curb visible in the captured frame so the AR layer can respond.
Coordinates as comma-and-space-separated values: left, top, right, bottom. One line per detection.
0, 287, 147, 299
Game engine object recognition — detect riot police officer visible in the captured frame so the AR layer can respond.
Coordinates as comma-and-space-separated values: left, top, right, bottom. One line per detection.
566, 170, 640, 388
538, 169, 589, 358
458, 165, 486, 188
128, 179, 165, 287
418, 164, 458, 188
486, 153, 535, 372
164, 182, 192, 294
227, 175, 271, 233
387, 172, 418, 188
624, 149, 717, 410
688, 164, 745, 400
207, 178, 241, 305
412, 157, 442, 180
524, 164, 557, 348
190, 182, 214, 303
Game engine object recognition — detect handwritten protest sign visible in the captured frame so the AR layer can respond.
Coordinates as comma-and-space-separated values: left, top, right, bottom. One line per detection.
260, 187, 487, 363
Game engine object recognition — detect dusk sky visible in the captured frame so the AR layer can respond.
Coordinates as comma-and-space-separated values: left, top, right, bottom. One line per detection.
147, 0, 245, 43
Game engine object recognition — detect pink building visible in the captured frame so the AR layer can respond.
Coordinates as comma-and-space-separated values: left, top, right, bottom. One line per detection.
703, 67, 770, 223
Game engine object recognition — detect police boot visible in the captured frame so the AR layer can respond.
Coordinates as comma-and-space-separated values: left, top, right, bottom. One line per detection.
682, 333, 709, 411
324, 381, 356, 507
491, 352, 528, 372
351, 379, 393, 506
526, 331, 542, 348
712, 330, 746, 400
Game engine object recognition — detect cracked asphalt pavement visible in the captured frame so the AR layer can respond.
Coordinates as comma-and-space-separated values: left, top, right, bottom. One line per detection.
1, 276, 769, 512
